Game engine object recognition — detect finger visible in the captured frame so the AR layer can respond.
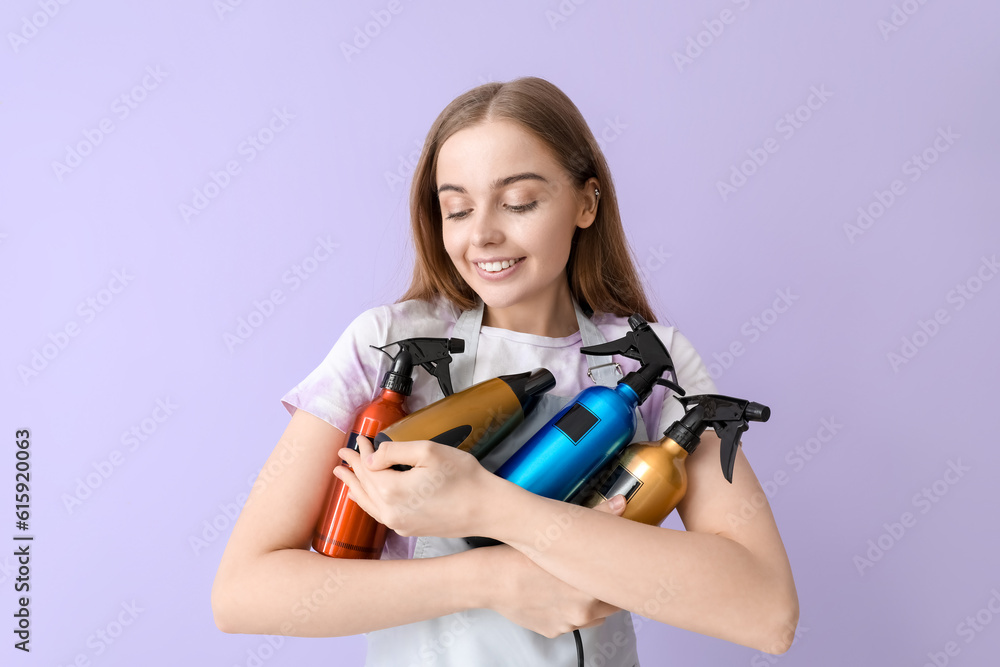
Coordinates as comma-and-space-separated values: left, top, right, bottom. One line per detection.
591, 494, 626, 516
332, 464, 377, 515
339, 443, 364, 470
354, 434, 375, 459
366, 439, 427, 472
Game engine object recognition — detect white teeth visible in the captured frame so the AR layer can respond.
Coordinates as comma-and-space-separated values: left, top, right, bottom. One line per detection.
477, 258, 520, 272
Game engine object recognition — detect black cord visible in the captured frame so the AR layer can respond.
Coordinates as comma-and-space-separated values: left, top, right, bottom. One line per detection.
573, 628, 584, 667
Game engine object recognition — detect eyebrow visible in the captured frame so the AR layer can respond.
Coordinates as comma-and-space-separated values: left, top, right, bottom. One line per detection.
437, 172, 549, 195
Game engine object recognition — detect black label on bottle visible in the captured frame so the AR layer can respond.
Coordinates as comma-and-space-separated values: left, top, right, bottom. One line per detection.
554, 403, 600, 444
598, 464, 643, 502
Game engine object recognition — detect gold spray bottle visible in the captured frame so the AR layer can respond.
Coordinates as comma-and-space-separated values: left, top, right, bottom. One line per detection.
582, 394, 770, 525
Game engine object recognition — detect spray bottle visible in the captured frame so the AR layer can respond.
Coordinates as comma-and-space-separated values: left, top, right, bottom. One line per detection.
374, 368, 556, 462
493, 314, 684, 503
312, 337, 464, 559
580, 394, 771, 525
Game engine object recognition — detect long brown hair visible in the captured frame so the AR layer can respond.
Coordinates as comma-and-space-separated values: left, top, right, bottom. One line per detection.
397, 76, 657, 322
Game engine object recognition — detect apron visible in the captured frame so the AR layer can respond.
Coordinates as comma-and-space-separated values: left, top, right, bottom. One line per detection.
364, 296, 646, 667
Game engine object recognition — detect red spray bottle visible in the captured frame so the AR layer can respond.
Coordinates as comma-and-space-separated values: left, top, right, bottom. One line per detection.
311, 338, 463, 559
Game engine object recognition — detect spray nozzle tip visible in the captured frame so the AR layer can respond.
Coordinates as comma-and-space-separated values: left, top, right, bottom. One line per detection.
627, 314, 648, 329
746, 402, 770, 422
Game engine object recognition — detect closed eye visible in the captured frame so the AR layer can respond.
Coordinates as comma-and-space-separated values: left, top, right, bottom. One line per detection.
506, 201, 538, 213
445, 200, 538, 219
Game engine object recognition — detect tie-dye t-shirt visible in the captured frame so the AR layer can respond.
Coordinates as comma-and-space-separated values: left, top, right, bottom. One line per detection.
280, 295, 718, 559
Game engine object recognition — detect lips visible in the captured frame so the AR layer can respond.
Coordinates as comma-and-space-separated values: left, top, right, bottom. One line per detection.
475, 257, 523, 272
472, 257, 525, 281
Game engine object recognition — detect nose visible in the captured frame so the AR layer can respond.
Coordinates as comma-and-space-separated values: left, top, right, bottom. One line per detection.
469, 207, 505, 248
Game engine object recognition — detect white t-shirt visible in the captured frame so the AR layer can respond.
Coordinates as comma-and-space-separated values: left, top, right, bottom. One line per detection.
281, 294, 718, 560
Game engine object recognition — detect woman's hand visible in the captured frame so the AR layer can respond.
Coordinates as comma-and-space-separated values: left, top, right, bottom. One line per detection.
478, 497, 628, 638
334, 435, 495, 539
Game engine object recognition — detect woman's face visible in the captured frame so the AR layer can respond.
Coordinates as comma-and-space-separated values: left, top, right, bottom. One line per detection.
436, 119, 597, 314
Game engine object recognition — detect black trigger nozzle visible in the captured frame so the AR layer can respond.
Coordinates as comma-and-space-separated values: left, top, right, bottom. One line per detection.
746, 402, 770, 422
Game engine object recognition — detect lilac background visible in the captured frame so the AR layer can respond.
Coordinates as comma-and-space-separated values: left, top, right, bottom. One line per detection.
3, 0, 999, 665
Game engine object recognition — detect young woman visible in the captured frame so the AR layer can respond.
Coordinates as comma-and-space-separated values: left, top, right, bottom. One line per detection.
212, 77, 799, 666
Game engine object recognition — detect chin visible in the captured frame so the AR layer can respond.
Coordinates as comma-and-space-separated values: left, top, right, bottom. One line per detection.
474, 289, 525, 311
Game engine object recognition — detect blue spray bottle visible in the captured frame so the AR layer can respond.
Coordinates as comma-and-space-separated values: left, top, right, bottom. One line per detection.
494, 314, 685, 503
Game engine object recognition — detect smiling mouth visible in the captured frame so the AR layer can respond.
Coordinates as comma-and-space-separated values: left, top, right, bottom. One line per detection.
475, 257, 524, 273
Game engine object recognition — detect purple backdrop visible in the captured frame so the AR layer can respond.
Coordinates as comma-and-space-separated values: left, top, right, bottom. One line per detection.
3, 1, 999, 665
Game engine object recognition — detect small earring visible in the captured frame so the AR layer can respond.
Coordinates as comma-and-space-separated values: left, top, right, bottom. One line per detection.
594, 188, 600, 198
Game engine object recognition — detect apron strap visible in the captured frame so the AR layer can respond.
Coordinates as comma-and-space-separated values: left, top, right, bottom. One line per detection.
449, 297, 485, 393
573, 299, 620, 387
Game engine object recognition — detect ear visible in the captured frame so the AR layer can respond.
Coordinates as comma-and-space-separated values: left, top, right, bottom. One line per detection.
576, 177, 601, 230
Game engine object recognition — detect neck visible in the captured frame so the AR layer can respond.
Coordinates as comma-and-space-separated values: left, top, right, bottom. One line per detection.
481, 280, 581, 337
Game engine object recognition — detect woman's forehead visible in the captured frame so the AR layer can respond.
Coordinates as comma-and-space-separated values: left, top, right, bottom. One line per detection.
436, 120, 561, 189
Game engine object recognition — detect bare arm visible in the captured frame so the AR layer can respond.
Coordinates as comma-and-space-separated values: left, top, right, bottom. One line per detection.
211, 409, 488, 636
338, 428, 798, 653
479, 430, 799, 653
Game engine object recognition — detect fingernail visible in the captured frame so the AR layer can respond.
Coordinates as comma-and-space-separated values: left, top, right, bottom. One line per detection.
611, 495, 625, 510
